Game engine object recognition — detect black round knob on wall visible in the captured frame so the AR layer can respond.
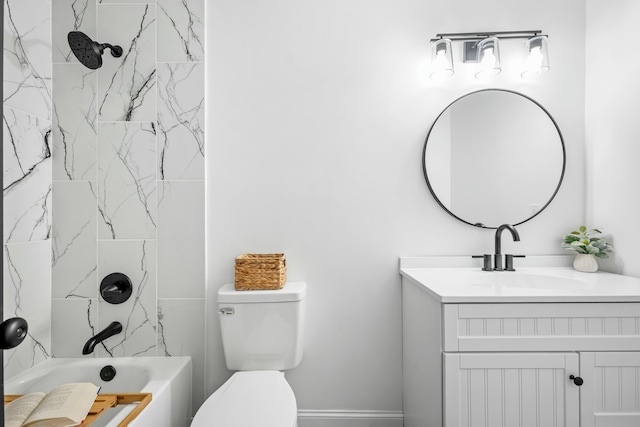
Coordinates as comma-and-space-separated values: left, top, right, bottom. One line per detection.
100, 273, 133, 304
570, 375, 584, 386
0, 317, 28, 349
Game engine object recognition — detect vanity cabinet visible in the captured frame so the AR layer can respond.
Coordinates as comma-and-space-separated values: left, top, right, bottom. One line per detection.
401, 273, 640, 427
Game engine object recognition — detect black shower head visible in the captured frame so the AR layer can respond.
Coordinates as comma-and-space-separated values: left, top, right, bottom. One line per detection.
68, 31, 123, 70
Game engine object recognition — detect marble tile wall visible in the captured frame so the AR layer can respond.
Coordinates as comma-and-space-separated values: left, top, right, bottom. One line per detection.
50, 0, 205, 412
3, 0, 53, 380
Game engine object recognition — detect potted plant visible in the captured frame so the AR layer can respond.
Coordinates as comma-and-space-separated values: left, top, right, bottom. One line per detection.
561, 226, 613, 272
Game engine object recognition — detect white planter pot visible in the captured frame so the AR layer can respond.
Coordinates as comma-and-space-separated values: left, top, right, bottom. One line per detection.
573, 254, 598, 273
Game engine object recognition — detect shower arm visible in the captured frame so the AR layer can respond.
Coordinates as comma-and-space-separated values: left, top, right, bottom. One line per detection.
94, 42, 123, 58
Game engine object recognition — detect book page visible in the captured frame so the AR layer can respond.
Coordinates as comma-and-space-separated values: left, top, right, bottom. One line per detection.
24, 383, 99, 427
4, 393, 46, 427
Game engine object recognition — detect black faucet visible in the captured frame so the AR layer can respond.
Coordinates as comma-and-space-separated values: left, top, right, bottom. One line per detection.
82, 321, 122, 355
494, 224, 520, 271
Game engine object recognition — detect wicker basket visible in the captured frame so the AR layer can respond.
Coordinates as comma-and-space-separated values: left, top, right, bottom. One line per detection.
234, 254, 286, 290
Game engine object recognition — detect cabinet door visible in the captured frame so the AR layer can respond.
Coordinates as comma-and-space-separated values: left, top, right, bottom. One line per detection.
580, 352, 640, 427
444, 352, 580, 427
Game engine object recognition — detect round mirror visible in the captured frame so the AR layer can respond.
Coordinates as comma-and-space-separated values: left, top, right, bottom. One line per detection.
423, 89, 565, 228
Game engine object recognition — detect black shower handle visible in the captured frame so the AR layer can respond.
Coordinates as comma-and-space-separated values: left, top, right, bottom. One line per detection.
0, 317, 28, 350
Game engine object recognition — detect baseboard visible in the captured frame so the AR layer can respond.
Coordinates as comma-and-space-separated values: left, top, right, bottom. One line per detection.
297, 409, 403, 427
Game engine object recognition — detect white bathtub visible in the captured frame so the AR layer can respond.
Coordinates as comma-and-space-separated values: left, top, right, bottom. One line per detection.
5, 357, 192, 427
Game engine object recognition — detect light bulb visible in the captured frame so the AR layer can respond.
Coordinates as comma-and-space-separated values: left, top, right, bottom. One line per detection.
431, 50, 453, 80
527, 46, 543, 70
475, 48, 500, 79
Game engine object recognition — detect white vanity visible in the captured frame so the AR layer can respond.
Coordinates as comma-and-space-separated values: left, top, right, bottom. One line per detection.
400, 256, 640, 427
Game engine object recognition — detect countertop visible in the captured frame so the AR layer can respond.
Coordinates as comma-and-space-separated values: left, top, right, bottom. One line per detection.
399, 256, 640, 303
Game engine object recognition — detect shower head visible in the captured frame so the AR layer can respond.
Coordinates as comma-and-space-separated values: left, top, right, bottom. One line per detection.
68, 31, 123, 70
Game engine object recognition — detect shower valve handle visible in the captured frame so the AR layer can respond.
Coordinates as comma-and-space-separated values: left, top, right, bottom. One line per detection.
0, 317, 28, 350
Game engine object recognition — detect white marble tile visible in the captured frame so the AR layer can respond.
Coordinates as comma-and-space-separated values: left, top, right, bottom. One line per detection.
97, 122, 157, 239
97, 4, 156, 121
3, 0, 52, 120
52, 181, 97, 298
52, 0, 97, 64
3, 107, 52, 192
100, 0, 156, 3
3, 107, 52, 244
53, 64, 97, 181
158, 298, 205, 412
3, 158, 52, 245
157, 63, 204, 180
158, 181, 204, 298
96, 240, 157, 357
157, 0, 204, 62
52, 298, 98, 358
3, 241, 52, 379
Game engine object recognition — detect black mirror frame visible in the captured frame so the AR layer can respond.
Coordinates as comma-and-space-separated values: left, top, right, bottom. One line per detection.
422, 88, 566, 229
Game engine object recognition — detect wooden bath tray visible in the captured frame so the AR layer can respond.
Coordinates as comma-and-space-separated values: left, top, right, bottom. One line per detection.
4, 393, 152, 427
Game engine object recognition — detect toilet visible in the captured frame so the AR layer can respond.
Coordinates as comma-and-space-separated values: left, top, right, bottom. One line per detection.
191, 281, 306, 427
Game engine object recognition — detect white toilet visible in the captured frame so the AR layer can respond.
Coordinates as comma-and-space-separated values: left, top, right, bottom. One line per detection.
191, 281, 307, 427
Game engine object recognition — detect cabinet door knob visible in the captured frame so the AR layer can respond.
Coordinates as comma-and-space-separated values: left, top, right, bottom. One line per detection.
569, 375, 584, 386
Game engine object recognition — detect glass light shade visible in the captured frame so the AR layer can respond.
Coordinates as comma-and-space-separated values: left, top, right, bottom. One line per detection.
522, 36, 549, 77
475, 37, 501, 79
430, 39, 454, 80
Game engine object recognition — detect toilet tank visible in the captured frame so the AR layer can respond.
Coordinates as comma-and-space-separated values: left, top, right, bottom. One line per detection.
217, 282, 306, 371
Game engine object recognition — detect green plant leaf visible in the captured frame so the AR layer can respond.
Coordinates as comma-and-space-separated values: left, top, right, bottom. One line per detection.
561, 226, 613, 256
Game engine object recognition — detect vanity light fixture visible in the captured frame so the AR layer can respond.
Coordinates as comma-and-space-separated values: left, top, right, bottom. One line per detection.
429, 30, 549, 80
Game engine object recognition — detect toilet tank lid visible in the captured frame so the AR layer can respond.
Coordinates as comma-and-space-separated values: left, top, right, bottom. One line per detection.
218, 282, 306, 303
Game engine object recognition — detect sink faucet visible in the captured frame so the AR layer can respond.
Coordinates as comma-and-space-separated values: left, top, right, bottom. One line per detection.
82, 321, 122, 355
494, 224, 520, 271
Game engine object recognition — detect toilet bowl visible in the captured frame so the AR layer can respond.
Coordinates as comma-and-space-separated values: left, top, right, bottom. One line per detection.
191, 371, 297, 427
192, 282, 306, 427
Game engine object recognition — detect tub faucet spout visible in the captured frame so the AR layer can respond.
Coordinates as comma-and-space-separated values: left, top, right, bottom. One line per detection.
82, 321, 122, 355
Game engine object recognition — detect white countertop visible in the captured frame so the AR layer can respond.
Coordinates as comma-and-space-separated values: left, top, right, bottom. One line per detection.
400, 256, 640, 303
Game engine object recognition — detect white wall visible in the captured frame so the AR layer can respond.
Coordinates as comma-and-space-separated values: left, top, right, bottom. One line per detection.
206, 0, 586, 419
585, 0, 640, 277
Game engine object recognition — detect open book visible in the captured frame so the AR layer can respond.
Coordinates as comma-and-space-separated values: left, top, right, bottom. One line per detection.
5, 382, 100, 427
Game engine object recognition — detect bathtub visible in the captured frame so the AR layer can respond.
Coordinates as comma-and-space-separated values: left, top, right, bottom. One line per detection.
5, 357, 192, 427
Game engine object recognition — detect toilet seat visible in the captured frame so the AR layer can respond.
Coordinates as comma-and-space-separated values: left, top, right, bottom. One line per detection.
191, 371, 297, 427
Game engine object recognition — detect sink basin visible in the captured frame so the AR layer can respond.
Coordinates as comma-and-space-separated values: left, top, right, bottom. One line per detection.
474, 272, 590, 291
